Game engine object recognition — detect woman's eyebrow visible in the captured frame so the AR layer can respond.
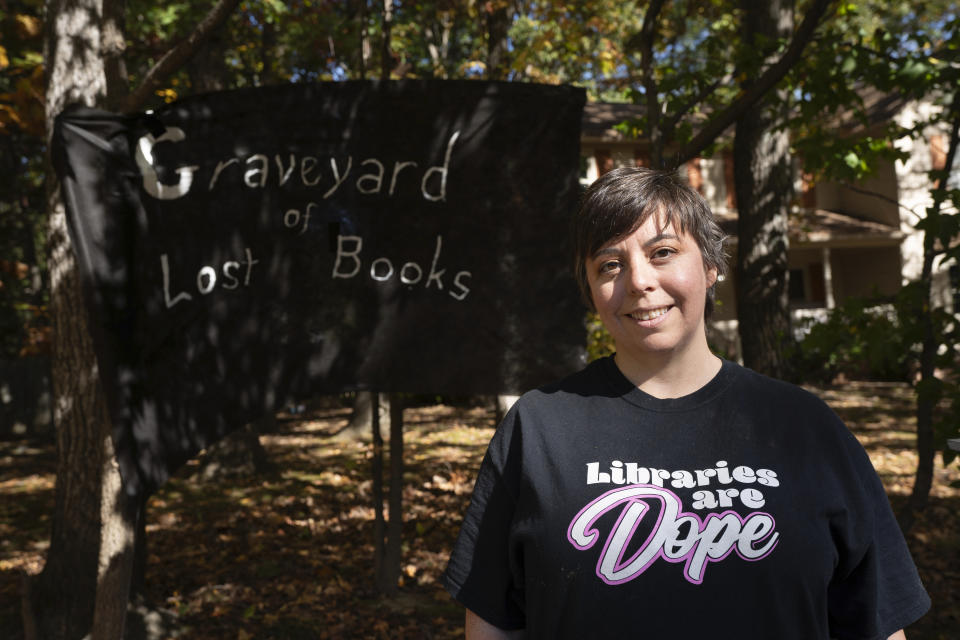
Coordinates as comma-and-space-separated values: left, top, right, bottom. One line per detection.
643, 233, 679, 247
592, 246, 621, 258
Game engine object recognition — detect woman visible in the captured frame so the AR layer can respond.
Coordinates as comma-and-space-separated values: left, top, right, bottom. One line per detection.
442, 168, 929, 639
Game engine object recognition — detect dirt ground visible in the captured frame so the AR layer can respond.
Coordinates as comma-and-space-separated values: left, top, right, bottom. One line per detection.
1, 381, 958, 639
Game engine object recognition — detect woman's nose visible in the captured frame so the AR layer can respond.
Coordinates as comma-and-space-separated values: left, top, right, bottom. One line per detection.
626, 259, 656, 295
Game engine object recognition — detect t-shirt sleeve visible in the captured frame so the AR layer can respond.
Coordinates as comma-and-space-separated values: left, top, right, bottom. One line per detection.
441, 406, 526, 630
827, 428, 930, 639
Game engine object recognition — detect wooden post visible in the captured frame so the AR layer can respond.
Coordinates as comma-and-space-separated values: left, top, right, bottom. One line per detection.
371, 391, 385, 586
372, 391, 404, 594
383, 393, 404, 593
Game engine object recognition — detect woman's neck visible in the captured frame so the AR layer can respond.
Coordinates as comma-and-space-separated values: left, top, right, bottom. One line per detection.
614, 341, 722, 399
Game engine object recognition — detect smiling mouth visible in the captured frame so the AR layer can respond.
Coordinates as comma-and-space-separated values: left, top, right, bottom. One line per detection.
629, 306, 672, 321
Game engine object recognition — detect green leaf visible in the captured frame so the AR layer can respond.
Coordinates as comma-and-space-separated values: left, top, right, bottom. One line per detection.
843, 151, 860, 168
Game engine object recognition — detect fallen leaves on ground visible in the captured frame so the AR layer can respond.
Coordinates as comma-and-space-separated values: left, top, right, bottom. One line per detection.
1, 387, 958, 639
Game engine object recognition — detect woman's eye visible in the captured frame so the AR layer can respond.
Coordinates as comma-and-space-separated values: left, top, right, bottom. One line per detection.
652, 247, 675, 260
599, 260, 620, 274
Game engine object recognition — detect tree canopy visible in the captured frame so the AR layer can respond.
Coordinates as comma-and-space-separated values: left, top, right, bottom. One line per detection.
10, 1, 960, 637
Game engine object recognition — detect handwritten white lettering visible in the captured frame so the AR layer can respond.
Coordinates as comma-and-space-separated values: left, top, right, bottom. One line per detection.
332, 233, 472, 301
135, 127, 198, 200
135, 128, 461, 202
160, 248, 258, 308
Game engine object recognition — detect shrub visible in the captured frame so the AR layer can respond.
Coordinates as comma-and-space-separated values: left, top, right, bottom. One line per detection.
791, 295, 915, 383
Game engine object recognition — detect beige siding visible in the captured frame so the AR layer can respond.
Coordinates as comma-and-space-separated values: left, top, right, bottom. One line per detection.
830, 246, 902, 300
813, 163, 900, 227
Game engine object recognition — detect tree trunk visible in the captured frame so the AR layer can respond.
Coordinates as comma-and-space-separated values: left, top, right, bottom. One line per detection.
358, 0, 369, 79
26, 2, 138, 637
733, 0, 795, 379
637, 0, 667, 169
380, 0, 393, 81
187, 27, 230, 92
338, 391, 388, 440
485, 1, 510, 80
32, 0, 241, 635
900, 93, 960, 532
260, 19, 278, 85
379, 393, 404, 594
101, 0, 128, 110
192, 418, 275, 481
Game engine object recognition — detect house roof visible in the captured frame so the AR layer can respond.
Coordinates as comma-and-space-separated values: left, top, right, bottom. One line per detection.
581, 103, 646, 141
829, 86, 909, 134
715, 208, 903, 248
582, 87, 908, 142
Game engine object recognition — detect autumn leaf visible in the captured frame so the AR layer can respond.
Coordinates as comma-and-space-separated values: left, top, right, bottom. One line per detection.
2, 397, 956, 638
15, 15, 42, 38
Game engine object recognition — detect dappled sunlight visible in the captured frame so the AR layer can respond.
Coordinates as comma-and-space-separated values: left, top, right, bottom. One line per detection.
811, 380, 960, 501
1, 388, 957, 637
810, 381, 960, 639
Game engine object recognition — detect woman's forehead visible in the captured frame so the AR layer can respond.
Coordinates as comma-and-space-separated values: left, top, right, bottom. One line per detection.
593, 213, 688, 254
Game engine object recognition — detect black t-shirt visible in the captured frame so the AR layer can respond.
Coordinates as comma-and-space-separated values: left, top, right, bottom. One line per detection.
442, 357, 930, 639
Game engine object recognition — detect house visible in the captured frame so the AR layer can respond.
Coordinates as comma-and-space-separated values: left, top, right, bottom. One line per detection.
580, 98, 959, 358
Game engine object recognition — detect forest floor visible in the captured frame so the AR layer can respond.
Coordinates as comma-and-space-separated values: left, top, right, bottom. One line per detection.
1, 381, 959, 639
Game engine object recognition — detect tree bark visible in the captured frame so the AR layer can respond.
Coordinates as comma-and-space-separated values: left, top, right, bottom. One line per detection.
101, 0, 128, 110
380, 0, 393, 81
338, 391, 388, 440
733, 0, 795, 379
900, 92, 960, 531
27, 2, 139, 637
485, 1, 511, 80
260, 19, 278, 85
31, 0, 245, 636
187, 25, 230, 92
118, 0, 241, 112
192, 418, 275, 481
674, 0, 833, 166
635, 0, 667, 168
358, 0, 369, 80
424, 12, 453, 78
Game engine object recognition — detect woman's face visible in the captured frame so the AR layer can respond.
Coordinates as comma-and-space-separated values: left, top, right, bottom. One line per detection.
586, 214, 717, 370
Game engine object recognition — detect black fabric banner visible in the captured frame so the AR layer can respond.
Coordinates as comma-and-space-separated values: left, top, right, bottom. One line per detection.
53, 80, 586, 495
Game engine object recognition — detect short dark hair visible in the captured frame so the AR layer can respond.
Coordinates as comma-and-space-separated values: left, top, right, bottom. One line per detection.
571, 167, 728, 317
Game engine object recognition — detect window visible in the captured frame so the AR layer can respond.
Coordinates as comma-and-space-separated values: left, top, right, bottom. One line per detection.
789, 264, 826, 307
789, 268, 807, 302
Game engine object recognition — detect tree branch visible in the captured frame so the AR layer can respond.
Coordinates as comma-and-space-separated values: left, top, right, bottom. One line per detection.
663, 74, 730, 135
933, 91, 960, 196
674, 0, 836, 165
840, 182, 923, 221
120, 0, 242, 113
636, 0, 667, 167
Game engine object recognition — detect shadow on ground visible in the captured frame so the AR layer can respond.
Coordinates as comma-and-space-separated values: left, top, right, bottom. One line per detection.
1, 385, 958, 639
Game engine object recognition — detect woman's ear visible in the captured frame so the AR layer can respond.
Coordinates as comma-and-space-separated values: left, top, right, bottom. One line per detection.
706, 266, 718, 288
